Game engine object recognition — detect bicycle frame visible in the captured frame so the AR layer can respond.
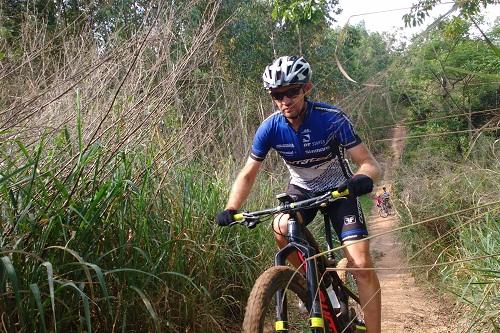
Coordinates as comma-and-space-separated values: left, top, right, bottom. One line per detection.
274, 212, 342, 332
231, 189, 357, 332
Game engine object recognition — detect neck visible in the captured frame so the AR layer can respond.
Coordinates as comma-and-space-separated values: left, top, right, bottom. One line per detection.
287, 104, 307, 130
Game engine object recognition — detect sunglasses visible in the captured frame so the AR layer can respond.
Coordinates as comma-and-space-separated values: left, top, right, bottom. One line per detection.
270, 86, 303, 101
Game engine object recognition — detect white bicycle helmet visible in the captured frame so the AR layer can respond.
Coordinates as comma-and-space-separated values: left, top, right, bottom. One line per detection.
262, 56, 312, 89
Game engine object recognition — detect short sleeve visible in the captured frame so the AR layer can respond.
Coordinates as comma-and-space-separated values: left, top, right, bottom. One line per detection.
250, 122, 272, 162
333, 110, 362, 149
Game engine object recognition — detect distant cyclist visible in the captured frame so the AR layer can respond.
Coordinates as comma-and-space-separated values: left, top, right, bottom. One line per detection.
215, 55, 381, 333
380, 186, 390, 207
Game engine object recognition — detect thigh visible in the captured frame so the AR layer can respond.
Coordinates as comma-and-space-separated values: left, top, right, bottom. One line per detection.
342, 239, 373, 267
326, 195, 368, 243
286, 184, 319, 225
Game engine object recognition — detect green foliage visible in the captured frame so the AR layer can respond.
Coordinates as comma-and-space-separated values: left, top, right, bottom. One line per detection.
392, 16, 499, 331
5, 0, 498, 330
0, 127, 275, 331
403, 0, 497, 27
271, 0, 341, 26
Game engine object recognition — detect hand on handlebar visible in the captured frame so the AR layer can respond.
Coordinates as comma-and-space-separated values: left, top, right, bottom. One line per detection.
337, 174, 373, 197
215, 209, 237, 226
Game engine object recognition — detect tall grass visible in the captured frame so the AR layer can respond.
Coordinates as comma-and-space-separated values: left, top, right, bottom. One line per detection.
394, 133, 499, 331
0, 126, 279, 332
0, 1, 281, 331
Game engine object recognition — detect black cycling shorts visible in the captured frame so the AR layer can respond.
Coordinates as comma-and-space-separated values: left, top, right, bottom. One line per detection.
286, 184, 368, 243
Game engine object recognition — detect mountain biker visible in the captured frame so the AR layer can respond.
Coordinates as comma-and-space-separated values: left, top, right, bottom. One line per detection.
380, 186, 390, 207
215, 55, 381, 333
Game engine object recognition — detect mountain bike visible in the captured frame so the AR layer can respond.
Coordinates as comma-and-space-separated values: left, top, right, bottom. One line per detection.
378, 198, 393, 218
229, 190, 366, 333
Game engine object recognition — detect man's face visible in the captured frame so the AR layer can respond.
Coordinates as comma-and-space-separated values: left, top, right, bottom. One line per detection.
269, 84, 306, 119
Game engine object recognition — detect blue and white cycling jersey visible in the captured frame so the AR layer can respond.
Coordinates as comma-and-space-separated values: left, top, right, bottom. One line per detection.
250, 100, 362, 193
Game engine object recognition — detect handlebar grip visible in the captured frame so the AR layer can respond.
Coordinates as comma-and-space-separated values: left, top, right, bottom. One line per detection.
233, 213, 244, 221
331, 189, 349, 198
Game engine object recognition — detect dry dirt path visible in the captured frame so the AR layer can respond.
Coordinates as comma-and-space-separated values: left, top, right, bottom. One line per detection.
368, 126, 454, 332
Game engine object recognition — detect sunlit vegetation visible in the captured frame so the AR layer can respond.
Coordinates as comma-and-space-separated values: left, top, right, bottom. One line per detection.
0, 0, 498, 331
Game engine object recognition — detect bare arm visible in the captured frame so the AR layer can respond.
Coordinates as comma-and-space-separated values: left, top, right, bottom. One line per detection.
225, 158, 262, 210
346, 143, 382, 184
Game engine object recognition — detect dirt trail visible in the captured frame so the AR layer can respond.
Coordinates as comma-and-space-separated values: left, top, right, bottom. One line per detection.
369, 126, 454, 332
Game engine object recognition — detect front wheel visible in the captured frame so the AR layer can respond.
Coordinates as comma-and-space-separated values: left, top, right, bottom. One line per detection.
379, 206, 388, 218
243, 266, 331, 333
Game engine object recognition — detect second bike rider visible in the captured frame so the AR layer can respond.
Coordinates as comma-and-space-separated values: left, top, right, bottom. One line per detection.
215, 55, 382, 333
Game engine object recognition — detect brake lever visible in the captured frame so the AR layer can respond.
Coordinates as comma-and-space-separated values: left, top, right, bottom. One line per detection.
229, 211, 260, 228
247, 220, 258, 229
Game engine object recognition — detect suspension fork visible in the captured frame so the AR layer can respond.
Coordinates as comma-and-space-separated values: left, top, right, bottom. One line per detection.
274, 217, 324, 331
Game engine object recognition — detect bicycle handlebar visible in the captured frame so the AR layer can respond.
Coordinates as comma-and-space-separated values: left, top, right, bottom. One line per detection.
230, 189, 349, 228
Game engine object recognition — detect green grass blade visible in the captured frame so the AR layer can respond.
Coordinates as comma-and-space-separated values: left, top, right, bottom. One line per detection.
14, 139, 31, 160
86, 263, 113, 317
29, 283, 47, 333
25, 136, 45, 201
42, 261, 57, 333
0, 162, 34, 187
130, 286, 159, 332
46, 246, 95, 298
1, 256, 25, 326
57, 281, 92, 333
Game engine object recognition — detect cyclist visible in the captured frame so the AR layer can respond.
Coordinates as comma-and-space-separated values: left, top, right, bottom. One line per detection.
215, 55, 381, 333
380, 186, 390, 207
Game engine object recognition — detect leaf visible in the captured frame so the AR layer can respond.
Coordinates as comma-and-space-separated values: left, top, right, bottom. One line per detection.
444, 66, 500, 80
130, 286, 160, 331
42, 262, 57, 333
56, 281, 92, 333
29, 283, 47, 333
1, 256, 26, 326
334, 54, 357, 83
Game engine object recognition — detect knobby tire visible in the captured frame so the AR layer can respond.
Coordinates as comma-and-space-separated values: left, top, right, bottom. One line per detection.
243, 266, 331, 333
379, 206, 388, 218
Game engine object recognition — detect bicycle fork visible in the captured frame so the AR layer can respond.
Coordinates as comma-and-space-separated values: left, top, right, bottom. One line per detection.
273, 218, 339, 333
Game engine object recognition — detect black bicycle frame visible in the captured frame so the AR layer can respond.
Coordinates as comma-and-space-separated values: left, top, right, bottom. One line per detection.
273, 213, 343, 332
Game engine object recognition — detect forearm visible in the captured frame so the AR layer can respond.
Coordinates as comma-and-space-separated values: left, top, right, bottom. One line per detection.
226, 173, 256, 210
225, 159, 261, 210
355, 160, 381, 184
347, 144, 382, 184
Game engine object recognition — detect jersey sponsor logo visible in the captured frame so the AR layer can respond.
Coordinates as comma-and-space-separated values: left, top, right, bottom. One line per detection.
276, 143, 294, 148
277, 150, 295, 156
286, 153, 333, 166
305, 147, 329, 154
344, 215, 356, 225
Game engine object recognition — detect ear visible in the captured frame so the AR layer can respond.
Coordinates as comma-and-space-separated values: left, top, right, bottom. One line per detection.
303, 82, 313, 96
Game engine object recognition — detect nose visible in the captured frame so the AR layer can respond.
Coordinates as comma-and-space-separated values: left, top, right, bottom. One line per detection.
281, 95, 294, 105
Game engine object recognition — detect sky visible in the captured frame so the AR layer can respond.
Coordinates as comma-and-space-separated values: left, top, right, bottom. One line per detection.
332, 0, 500, 42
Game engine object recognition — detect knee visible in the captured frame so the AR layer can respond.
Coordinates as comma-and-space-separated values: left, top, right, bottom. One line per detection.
273, 214, 288, 242
349, 257, 376, 282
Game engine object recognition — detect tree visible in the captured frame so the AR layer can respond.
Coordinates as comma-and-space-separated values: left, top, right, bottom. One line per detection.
403, 0, 497, 27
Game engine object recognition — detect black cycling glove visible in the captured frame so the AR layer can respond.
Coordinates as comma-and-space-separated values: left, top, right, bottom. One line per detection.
215, 209, 238, 226
337, 174, 374, 197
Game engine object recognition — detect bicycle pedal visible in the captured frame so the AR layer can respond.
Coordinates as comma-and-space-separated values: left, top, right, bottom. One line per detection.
353, 318, 366, 331
325, 258, 337, 267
